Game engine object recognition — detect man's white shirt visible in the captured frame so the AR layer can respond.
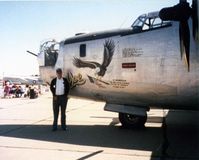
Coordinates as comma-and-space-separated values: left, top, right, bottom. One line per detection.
55, 78, 65, 96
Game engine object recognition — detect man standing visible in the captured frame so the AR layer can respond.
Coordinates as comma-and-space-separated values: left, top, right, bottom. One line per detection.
50, 68, 70, 131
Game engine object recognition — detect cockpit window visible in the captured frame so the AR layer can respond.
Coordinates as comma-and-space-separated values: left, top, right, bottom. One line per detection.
131, 12, 171, 32
40, 40, 59, 66
133, 16, 146, 27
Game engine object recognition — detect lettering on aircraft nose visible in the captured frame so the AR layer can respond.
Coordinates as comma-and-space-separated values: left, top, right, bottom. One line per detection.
122, 48, 143, 58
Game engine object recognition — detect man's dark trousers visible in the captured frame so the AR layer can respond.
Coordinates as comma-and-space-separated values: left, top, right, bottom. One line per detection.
53, 95, 68, 129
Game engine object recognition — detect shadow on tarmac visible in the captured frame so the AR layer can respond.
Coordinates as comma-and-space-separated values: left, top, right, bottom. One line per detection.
0, 123, 162, 151
150, 110, 199, 160
0, 111, 199, 159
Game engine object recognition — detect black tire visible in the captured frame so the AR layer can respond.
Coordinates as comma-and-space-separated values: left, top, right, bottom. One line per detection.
119, 112, 147, 129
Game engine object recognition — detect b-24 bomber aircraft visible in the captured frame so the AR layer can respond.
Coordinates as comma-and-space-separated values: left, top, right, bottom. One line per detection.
28, 0, 199, 128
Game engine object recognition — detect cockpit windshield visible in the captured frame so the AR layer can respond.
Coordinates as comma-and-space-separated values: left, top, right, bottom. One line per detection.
132, 15, 146, 27
39, 39, 59, 66
131, 11, 171, 32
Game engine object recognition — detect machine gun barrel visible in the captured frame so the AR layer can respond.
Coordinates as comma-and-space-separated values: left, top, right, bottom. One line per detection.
27, 50, 38, 57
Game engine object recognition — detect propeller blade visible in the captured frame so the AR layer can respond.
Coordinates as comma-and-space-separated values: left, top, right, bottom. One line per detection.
192, 0, 199, 40
179, 24, 184, 60
180, 21, 190, 71
159, 1, 191, 71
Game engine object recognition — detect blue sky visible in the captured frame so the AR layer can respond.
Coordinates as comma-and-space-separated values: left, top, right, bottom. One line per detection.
0, 0, 180, 76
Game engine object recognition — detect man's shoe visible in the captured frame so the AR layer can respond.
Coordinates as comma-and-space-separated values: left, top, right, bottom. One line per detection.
62, 126, 68, 131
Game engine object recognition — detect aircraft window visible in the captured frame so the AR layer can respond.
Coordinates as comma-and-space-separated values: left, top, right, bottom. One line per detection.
45, 46, 58, 66
132, 14, 171, 32
133, 17, 145, 28
142, 19, 150, 30
144, 17, 171, 30
80, 44, 86, 57
131, 15, 147, 31
40, 40, 59, 66
143, 24, 149, 30
151, 18, 163, 28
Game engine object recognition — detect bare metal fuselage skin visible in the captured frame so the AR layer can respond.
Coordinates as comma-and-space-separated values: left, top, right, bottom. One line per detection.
40, 19, 199, 111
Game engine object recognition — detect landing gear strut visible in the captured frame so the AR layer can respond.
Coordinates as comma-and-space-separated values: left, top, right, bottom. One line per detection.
119, 112, 147, 129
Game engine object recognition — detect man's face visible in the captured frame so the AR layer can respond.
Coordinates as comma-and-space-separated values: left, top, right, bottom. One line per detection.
56, 71, 62, 79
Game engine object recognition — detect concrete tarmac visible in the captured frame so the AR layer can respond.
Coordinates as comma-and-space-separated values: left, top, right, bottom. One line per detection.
0, 93, 199, 160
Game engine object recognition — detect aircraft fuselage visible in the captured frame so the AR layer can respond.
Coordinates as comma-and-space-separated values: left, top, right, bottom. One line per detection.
39, 19, 199, 110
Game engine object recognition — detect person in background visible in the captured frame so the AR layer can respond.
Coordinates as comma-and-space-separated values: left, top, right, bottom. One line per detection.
4, 81, 11, 98
24, 85, 29, 98
50, 68, 70, 131
15, 86, 24, 98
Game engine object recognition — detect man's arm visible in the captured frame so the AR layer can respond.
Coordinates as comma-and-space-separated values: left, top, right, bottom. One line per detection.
50, 79, 56, 96
64, 78, 70, 96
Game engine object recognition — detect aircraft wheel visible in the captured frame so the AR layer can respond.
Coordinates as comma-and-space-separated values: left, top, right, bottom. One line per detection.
119, 112, 147, 129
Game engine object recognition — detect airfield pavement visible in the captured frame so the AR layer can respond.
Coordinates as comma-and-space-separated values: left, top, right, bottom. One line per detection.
0, 92, 199, 160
